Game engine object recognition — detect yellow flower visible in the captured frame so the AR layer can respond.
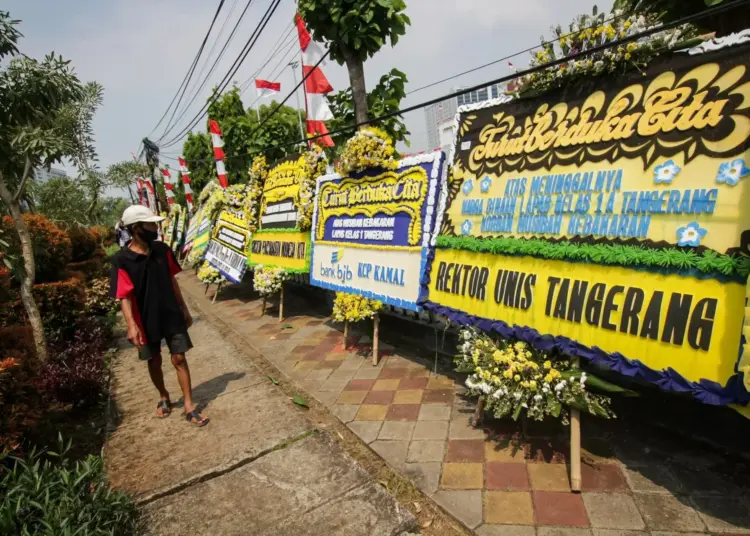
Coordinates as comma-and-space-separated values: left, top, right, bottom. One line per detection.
529, 381, 537, 391
514, 375, 521, 382
544, 373, 553, 384
624, 53, 631, 60
543, 360, 551, 370
626, 42, 637, 52
504, 370, 513, 379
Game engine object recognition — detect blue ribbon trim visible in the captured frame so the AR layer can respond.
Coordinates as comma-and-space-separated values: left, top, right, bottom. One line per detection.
422, 300, 750, 406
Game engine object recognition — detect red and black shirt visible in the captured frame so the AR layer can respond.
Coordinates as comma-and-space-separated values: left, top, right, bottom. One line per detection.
109, 241, 185, 344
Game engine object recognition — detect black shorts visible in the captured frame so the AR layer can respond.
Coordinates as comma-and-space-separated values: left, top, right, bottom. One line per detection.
139, 332, 193, 361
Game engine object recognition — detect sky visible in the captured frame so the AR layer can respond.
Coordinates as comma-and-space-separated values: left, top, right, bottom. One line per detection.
6, 0, 609, 185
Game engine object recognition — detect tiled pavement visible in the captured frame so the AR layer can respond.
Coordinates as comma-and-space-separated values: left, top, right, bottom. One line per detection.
182, 276, 750, 535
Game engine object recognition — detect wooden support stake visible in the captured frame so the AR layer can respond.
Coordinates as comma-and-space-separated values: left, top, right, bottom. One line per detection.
212, 282, 222, 304
204, 283, 210, 295
343, 321, 349, 349
372, 314, 380, 367
278, 283, 285, 322
261, 297, 267, 316
570, 357, 582, 493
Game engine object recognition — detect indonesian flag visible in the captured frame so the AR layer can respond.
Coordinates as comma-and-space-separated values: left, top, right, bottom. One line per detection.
161, 166, 175, 205
178, 156, 194, 211
255, 79, 281, 98
295, 13, 335, 147
208, 119, 229, 188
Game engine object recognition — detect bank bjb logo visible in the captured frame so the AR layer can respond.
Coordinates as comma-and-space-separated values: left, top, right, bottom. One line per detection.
321, 249, 352, 284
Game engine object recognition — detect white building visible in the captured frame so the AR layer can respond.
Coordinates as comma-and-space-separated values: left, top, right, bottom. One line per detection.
34, 167, 68, 183
424, 84, 507, 151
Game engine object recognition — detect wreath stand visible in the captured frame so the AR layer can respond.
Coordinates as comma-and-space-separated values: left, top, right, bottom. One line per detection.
278, 282, 285, 322
342, 313, 380, 366
570, 357, 582, 492
212, 282, 223, 304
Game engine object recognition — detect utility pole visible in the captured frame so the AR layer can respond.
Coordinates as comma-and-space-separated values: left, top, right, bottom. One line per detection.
142, 137, 163, 214
288, 61, 307, 142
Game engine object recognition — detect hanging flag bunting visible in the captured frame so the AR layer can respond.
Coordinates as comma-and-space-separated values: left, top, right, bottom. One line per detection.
255, 79, 281, 98
208, 119, 229, 188
136, 176, 146, 207
161, 165, 175, 205
295, 13, 335, 147
178, 156, 194, 211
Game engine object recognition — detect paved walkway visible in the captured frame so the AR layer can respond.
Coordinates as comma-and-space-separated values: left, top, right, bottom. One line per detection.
187, 276, 750, 536
104, 282, 416, 535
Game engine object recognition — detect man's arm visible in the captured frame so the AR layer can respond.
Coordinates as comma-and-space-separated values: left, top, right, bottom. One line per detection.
172, 276, 193, 328
120, 298, 144, 348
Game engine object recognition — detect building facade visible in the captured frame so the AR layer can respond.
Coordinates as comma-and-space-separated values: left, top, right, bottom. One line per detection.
424, 83, 506, 150
34, 167, 67, 183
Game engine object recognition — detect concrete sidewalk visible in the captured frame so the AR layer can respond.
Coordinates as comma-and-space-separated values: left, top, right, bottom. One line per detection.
104, 289, 417, 535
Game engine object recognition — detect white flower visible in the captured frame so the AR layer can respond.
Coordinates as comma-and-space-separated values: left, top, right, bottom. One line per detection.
522, 403, 528, 408
461, 342, 472, 354
554, 380, 566, 392
542, 387, 550, 394
479, 383, 493, 395
580, 372, 587, 385
465, 378, 476, 389
492, 389, 503, 399
513, 392, 522, 400
534, 394, 543, 402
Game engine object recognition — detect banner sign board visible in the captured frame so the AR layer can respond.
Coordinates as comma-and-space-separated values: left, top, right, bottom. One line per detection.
248, 154, 313, 272
309, 150, 446, 310
205, 208, 251, 283
183, 207, 203, 254
424, 44, 750, 405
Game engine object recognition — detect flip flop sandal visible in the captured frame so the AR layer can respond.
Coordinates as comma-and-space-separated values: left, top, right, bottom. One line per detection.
156, 400, 172, 418
185, 410, 209, 427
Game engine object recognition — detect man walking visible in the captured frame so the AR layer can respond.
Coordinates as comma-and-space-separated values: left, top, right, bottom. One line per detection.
110, 205, 208, 427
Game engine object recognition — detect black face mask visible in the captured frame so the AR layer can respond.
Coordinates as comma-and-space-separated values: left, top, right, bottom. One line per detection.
138, 228, 159, 245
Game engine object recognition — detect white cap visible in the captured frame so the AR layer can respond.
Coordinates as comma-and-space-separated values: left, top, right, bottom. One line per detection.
121, 205, 165, 227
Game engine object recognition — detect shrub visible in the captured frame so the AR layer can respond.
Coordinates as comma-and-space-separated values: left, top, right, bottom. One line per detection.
0, 439, 140, 535
0, 278, 86, 338
67, 258, 104, 280
85, 278, 118, 317
39, 321, 107, 407
0, 215, 72, 283
67, 226, 99, 262
90, 225, 114, 247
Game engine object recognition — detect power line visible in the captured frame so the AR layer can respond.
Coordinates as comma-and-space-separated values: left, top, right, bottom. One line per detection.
241, 34, 299, 102
147, 0, 227, 138
158, 0, 259, 143
176, 0, 749, 166
159, 0, 283, 148
406, 7, 639, 97
238, 21, 297, 93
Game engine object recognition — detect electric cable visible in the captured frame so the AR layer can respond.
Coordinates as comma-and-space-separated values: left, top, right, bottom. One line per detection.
159, 0, 283, 148
147, 0, 227, 137
158, 0, 260, 142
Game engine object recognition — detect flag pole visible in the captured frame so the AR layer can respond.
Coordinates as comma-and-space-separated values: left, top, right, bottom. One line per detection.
288, 60, 307, 142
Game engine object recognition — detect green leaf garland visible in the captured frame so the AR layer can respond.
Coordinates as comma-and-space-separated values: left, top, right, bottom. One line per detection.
436, 235, 750, 281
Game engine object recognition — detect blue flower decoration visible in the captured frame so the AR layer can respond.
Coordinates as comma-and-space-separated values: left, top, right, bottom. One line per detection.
716, 158, 750, 186
676, 221, 707, 247
480, 176, 492, 193
653, 159, 681, 184
462, 179, 474, 195
461, 219, 473, 236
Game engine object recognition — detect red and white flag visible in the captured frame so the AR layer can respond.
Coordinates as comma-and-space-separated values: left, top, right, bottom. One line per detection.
178, 156, 194, 211
161, 166, 175, 205
255, 79, 281, 98
208, 119, 229, 188
295, 13, 335, 147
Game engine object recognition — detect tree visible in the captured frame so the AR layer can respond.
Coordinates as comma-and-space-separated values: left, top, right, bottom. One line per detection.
182, 90, 307, 192
327, 68, 410, 148
182, 131, 214, 195
298, 0, 410, 125
0, 11, 97, 361
105, 160, 148, 204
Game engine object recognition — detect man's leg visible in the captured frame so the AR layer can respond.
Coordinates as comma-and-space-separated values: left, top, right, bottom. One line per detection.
170, 353, 196, 413
146, 351, 171, 415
